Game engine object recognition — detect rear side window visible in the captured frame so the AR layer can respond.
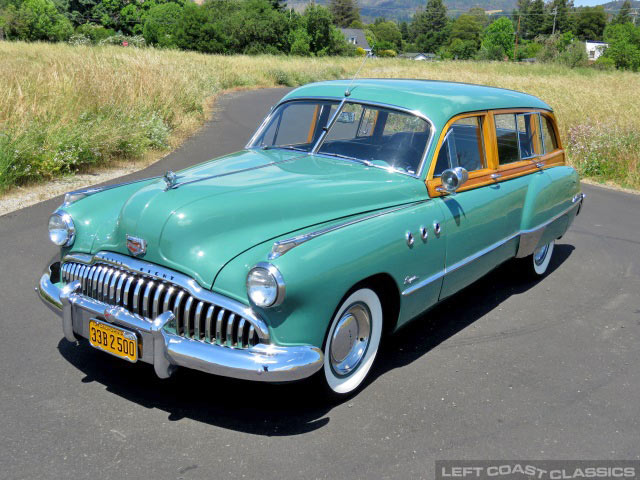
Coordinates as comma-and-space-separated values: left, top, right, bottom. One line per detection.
494, 112, 543, 164
434, 116, 487, 176
541, 116, 558, 153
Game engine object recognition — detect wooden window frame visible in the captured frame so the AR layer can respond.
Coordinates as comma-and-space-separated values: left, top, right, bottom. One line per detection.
426, 108, 565, 197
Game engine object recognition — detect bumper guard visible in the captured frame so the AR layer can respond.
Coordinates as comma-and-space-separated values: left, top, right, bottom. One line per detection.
36, 268, 323, 382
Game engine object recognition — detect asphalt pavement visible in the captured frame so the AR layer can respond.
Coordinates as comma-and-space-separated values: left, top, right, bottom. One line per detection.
1, 88, 639, 480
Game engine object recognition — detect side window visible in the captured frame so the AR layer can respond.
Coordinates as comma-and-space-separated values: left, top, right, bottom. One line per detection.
433, 116, 487, 176
328, 103, 364, 141
495, 112, 544, 164
494, 114, 520, 164
541, 116, 559, 153
516, 113, 541, 159
357, 108, 377, 137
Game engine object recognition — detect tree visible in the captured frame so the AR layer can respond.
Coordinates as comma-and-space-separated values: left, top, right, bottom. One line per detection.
411, 0, 449, 53
612, 0, 632, 25
225, 0, 292, 54
289, 27, 311, 55
450, 14, 482, 49
468, 7, 489, 27
602, 22, 640, 70
4, 0, 72, 41
303, 4, 348, 55
174, 2, 229, 53
573, 6, 606, 41
480, 17, 515, 60
446, 37, 478, 59
524, 0, 545, 39
370, 20, 402, 51
544, 0, 573, 35
399, 20, 409, 41
328, 0, 359, 28
143, 2, 182, 47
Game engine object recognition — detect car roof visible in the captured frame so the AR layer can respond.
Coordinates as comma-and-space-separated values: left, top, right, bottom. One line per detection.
282, 79, 552, 128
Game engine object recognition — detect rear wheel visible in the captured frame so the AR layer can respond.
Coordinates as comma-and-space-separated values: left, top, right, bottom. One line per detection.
532, 240, 555, 276
322, 288, 383, 396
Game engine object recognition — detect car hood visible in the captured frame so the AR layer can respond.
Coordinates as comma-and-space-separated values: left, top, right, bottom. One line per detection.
86, 149, 426, 288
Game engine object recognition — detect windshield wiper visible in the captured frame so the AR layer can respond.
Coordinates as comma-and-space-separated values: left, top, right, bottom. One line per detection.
261, 145, 308, 153
319, 152, 372, 167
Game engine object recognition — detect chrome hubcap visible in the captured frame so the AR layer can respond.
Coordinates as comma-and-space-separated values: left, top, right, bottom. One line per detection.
534, 243, 549, 266
330, 302, 371, 377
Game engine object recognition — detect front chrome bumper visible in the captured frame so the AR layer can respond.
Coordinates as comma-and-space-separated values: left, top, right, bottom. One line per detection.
36, 267, 323, 382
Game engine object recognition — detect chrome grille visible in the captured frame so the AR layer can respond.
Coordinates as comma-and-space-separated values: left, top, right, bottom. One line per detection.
61, 261, 262, 349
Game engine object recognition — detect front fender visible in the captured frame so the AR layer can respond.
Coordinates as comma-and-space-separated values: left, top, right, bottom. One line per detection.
213, 201, 445, 347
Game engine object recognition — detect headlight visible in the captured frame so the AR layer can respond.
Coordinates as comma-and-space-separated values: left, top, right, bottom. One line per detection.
246, 262, 285, 307
48, 211, 76, 246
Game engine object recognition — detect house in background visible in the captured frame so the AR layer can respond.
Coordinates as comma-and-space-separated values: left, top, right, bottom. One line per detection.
340, 29, 371, 55
398, 52, 437, 61
585, 41, 608, 61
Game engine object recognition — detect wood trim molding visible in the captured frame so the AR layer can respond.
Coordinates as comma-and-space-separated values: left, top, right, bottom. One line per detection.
426, 108, 565, 198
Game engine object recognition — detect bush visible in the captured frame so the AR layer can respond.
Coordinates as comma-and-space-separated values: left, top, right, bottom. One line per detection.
377, 49, 397, 57
593, 56, 615, 70
67, 33, 90, 46
289, 27, 312, 56
142, 3, 183, 48
567, 123, 640, 187
557, 41, 588, 68
75, 23, 115, 44
99, 33, 146, 48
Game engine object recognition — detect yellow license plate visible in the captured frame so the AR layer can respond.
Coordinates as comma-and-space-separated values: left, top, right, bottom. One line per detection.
88, 319, 138, 363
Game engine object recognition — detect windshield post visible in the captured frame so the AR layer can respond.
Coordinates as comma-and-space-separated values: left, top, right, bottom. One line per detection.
311, 97, 347, 154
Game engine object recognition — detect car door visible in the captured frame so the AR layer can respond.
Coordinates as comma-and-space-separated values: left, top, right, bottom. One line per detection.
426, 112, 514, 300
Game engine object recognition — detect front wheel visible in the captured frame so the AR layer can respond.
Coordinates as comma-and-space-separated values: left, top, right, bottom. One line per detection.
322, 288, 383, 396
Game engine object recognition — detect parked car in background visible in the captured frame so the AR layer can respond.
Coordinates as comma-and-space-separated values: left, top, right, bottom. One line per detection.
37, 79, 584, 396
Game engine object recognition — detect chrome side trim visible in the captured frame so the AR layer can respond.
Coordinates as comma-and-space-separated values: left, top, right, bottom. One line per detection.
402, 197, 583, 296
269, 200, 430, 259
61, 251, 269, 341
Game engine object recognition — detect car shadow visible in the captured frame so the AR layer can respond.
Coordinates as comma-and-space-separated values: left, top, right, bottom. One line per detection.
57, 243, 574, 436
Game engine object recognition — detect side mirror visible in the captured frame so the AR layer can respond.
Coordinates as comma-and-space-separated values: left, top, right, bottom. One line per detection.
440, 167, 469, 193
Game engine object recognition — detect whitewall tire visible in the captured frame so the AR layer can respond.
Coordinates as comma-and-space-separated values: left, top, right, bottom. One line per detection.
323, 288, 383, 395
532, 240, 555, 276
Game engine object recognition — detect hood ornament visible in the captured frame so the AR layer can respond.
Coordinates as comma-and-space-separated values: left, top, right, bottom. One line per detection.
163, 170, 177, 190
126, 234, 147, 257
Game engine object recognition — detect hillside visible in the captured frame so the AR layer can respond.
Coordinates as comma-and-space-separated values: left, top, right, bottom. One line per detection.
289, 0, 518, 21
602, 0, 640, 10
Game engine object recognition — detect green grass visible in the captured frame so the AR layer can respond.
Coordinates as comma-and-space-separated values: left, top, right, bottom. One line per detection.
1, 41, 639, 192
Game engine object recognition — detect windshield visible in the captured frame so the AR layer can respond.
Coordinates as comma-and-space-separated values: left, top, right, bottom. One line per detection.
250, 99, 432, 176
251, 100, 340, 153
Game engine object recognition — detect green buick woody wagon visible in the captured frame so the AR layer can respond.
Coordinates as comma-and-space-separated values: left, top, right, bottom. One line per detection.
37, 79, 585, 395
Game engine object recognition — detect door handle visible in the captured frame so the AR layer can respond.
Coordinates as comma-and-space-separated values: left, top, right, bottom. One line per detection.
491, 173, 501, 180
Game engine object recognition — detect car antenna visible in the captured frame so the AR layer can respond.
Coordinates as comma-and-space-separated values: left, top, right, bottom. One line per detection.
344, 52, 369, 98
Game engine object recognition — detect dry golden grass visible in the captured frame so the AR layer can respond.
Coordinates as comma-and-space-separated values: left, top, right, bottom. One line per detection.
1, 41, 639, 193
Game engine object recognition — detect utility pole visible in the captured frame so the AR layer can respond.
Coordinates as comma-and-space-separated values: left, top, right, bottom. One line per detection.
514, 15, 521, 62
552, 7, 558, 35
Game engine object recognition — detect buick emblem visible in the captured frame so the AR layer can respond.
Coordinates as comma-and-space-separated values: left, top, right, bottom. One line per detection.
126, 234, 147, 257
